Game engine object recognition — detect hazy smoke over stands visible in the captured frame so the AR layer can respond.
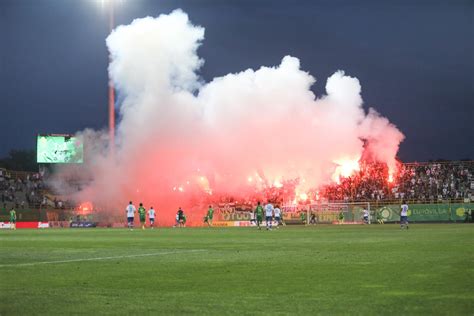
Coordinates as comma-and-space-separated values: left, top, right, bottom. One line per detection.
54, 10, 404, 222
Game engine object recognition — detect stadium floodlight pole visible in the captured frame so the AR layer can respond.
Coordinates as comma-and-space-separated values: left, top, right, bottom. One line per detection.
97, 0, 125, 157
107, 1, 115, 157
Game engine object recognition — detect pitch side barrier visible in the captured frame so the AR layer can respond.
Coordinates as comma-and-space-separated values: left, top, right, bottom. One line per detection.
281, 202, 474, 224
213, 201, 473, 225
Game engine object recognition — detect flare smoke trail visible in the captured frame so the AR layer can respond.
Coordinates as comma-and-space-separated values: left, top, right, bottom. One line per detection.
52, 9, 404, 224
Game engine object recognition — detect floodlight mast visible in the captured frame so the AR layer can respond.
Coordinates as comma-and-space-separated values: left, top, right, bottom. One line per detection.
98, 0, 125, 157
108, 1, 115, 158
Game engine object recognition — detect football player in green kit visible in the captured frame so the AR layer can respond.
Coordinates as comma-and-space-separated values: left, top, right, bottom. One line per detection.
255, 201, 264, 230
10, 208, 16, 230
138, 203, 146, 230
206, 205, 214, 227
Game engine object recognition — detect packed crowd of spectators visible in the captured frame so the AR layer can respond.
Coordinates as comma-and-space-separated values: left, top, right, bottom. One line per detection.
321, 161, 473, 203
0, 168, 71, 210
207, 161, 473, 208
322, 162, 390, 201
394, 162, 473, 201
1, 169, 41, 209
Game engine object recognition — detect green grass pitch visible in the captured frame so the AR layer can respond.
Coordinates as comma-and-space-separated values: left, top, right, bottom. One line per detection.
0, 224, 472, 315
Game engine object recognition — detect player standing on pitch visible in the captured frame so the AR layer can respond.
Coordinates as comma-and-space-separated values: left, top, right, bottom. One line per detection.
265, 201, 274, 230
249, 209, 256, 225
206, 205, 214, 227
363, 209, 369, 224
400, 200, 409, 230
300, 211, 306, 225
274, 204, 282, 228
177, 207, 185, 227
309, 212, 317, 225
126, 201, 136, 230
255, 202, 264, 230
174, 212, 179, 227
148, 206, 156, 229
338, 211, 344, 224
10, 207, 16, 230
138, 203, 146, 230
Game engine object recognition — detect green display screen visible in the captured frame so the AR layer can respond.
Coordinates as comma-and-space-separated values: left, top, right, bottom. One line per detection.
37, 135, 83, 163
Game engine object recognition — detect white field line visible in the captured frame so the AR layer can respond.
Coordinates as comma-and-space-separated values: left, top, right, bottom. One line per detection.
0, 249, 206, 268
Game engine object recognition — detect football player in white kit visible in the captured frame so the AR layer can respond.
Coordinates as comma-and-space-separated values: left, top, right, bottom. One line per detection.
363, 209, 369, 224
148, 206, 156, 229
274, 205, 282, 228
265, 202, 274, 230
126, 201, 136, 230
400, 201, 409, 229
249, 209, 256, 225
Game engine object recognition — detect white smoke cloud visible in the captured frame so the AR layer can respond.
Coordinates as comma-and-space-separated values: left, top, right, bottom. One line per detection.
52, 9, 404, 223
358, 108, 405, 171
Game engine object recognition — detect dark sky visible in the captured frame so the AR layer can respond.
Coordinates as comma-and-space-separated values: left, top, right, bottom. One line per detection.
1, 0, 473, 161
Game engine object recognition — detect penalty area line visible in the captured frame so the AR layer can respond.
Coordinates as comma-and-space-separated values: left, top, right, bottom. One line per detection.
0, 249, 206, 268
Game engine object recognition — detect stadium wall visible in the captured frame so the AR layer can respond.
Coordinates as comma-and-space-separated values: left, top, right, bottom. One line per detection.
301, 202, 474, 223
0, 203, 472, 226
373, 203, 473, 223
218, 202, 474, 224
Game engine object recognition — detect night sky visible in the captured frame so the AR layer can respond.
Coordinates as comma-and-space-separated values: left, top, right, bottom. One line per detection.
1, 0, 473, 161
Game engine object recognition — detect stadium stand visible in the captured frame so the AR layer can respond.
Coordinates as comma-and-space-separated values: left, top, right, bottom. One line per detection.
1, 161, 473, 214
0, 167, 71, 211
321, 161, 473, 203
